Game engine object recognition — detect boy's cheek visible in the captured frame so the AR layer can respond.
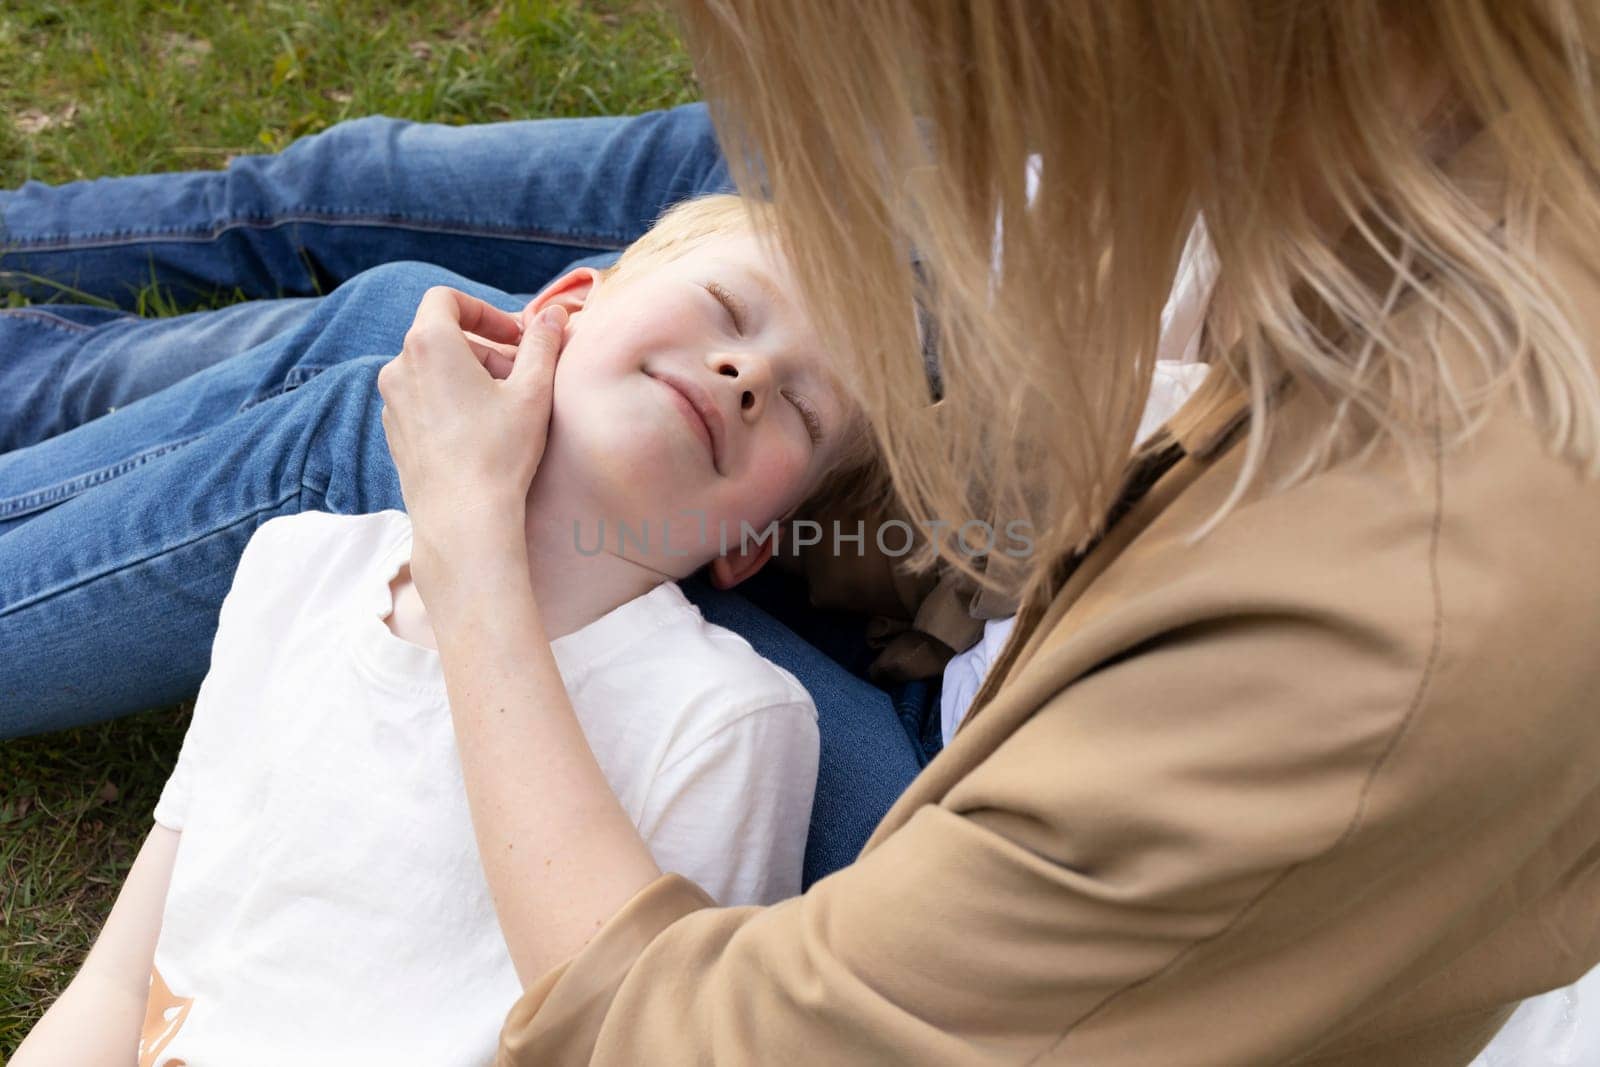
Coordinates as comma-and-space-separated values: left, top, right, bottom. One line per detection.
749, 444, 810, 489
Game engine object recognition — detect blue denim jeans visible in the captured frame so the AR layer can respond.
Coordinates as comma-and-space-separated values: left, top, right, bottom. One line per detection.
0, 104, 923, 886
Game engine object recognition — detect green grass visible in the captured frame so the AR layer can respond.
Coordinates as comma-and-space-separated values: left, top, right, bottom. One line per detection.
0, 0, 694, 1053
1, 710, 193, 1043
0, 0, 695, 185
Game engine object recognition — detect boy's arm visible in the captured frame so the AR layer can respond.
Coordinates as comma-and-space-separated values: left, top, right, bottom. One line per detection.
12, 825, 180, 1067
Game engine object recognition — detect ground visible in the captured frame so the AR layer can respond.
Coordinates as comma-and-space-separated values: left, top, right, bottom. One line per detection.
0, 0, 693, 1050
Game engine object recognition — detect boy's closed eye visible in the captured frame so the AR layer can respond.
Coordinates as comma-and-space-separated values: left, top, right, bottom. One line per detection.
705, 281, 748, 336
782, 388, 825, 445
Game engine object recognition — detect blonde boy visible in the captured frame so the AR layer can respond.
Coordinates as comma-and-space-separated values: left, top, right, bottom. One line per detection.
17, 196, 877, 1065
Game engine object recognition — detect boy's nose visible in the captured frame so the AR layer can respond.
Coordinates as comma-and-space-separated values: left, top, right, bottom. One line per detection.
713, 353, 773, 422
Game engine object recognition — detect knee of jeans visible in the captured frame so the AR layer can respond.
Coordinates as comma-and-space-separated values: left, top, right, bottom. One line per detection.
299, 355, 401, 511
326, 261, 480, 320
315, 352, 389, 396
315, 262, 480, 337
279, 262, 480, 385
299, 355, 390, 454
274, 113, 408, 164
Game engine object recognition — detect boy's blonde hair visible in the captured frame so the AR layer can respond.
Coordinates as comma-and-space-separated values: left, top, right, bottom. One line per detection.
679, 1, 1600, 609
607, 193, 754, 285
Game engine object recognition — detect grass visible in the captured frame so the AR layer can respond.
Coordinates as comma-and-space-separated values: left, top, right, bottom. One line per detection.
0, 0, 695, 185
1, 710, 193, 1043
0, 0, 694, 1053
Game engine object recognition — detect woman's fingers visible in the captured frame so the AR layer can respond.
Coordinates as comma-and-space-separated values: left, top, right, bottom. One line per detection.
399, 289, 523, 392
463, 331, 519, 380
510, 304, 567, 391
403, 288, 552, 384
416, 286, 525, 346
379, 289, 567, 509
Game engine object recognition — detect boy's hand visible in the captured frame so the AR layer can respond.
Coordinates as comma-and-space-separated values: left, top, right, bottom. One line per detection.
377, 287, 566, 585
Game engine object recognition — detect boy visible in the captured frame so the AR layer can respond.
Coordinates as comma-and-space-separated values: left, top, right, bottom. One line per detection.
16, 195, 879, 1065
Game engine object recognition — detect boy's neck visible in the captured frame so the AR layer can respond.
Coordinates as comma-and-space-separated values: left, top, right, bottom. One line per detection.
518, 467, 672, 640
386, 465, 678, 651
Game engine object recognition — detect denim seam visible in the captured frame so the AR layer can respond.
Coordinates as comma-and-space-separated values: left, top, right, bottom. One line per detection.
0, 433, 210, 520
0, 488, 302, 618
0, 308, 103, 333
236, 365, 326, 414
4, 213, 632, 253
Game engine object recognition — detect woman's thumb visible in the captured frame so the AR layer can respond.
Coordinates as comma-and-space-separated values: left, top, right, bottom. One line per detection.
511, 304, 567, 387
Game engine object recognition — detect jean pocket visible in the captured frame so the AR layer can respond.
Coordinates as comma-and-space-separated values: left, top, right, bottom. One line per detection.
0, 433, 206, 523
235, 363, 329, 415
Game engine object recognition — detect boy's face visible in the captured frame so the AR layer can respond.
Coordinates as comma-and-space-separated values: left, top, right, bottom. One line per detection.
535, 231, 860, 583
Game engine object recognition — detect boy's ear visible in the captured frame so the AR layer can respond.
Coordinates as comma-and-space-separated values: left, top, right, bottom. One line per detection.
526, 267, 602, 322
707, 535, 775, 589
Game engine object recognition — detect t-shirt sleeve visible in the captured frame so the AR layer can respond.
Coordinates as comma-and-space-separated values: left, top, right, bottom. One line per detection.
152, 660, 228, 831
152, 515, 306, 831
635, 699, 820, 907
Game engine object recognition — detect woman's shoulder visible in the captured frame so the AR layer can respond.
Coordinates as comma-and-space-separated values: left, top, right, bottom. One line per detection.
1080, 377, 1600, 743
935, 358, 1600, 854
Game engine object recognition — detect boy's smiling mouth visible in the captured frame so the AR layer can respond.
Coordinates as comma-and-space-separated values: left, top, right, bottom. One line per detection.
647, 369, 726, 474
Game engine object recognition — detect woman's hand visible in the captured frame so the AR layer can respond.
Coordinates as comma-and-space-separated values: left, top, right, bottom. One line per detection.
377, 287, 567, 597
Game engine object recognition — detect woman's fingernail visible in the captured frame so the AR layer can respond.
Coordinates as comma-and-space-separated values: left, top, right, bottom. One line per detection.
540, 305, 568, 330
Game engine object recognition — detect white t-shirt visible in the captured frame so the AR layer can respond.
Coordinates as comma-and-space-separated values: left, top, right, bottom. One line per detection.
141, 510, 819, 1066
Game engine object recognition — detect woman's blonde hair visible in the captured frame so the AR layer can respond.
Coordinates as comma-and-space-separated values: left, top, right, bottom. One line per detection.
677, 1, 1600, 608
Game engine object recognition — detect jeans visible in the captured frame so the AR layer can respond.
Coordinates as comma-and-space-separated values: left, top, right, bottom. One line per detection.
0, 104, 922, 887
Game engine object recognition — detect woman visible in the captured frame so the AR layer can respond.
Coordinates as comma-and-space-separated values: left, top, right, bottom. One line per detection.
379, 2, 1600, 1064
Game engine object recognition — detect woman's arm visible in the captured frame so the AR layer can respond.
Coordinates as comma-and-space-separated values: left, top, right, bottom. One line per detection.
13, 825, 180, 1067
377, 287, 661, 984
421, 524, 663, 983
490, 598, 1598, 1067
